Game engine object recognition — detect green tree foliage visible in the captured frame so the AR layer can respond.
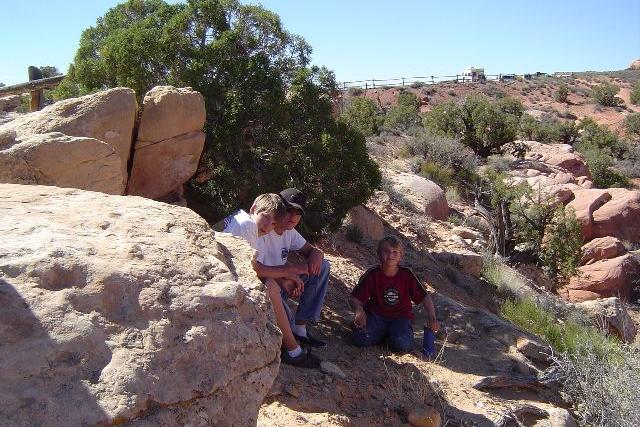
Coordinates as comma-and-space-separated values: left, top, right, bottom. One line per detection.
340, 96, 378, 136
518, 114, 578, 144
63, 0, 380, 239
631, 82, 640, 105
423, 95, 522, 157
383, 91, 421, 131
580, 146, 630, 189
624, 113, 640, 140
577, 118, 626, 158
539, 207, 583, 284
555, 84, 569, 103
591, 82, 622, 107
39, 66, 62, 78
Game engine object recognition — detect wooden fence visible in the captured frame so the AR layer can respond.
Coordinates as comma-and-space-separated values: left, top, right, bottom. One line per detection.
338, 74, 506, 90
0, 67, 65, 112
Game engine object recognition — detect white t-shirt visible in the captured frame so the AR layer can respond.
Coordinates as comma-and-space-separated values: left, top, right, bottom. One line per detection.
223, 209, 263, 260
258, 228, 307, 266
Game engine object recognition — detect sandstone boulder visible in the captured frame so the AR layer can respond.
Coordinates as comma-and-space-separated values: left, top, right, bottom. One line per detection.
0, 88, 136, 187
0, 132, 124, 194
629, 59, 640, 70
566, 189, 611, 241
346, 205, 385, 241
561, 254, 640, 302
386, 171, 449, 220
580, 236, 626, 265
591, 188, 640, 243
574, 297, 637, 343
524, 141, 590, 178
0, 183, 280, 426
127, 86, 206, 199
432, 251, 483, 278
0, 94, 21, 112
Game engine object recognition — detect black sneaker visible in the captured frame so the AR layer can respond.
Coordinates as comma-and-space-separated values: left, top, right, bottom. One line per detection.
293, 332, 327, 348
281, 348, 321, 369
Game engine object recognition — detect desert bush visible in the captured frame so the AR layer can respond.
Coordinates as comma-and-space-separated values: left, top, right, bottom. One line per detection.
579, 145, 631, 188
409, 81, 426, 88
623, 113, 640, 140
61, 0, 380, 240
383, 91, 421, 131
549, 340, 640, 426
340, 96, 379, 136
554, 120, 579, 144
446, 214, 463, 226
577, 118, 626, 158
518, 114, 558, 143
591, 81, 623, 106
482, 255, 529, 297
423, 95, 521, 157
420, 162, 455, 188
347, 87, 363, 96
617, 142, 640, 178
538, 207, 583, 284
554, 84, 569, 103
631, 81, 640, 105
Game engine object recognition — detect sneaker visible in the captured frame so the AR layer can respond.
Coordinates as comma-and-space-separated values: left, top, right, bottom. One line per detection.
293, 331, 327, 348
281, 348, 321, 369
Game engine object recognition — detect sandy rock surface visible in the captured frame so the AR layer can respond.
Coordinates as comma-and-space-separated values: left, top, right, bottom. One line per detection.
0, 184, 280, 426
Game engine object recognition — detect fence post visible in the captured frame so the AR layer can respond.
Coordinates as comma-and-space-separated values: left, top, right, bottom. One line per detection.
402, 77, 405, 86
28, 66, 44, 112
365, 82, 368, 90
372, 80, 376, 89
431, 75, 434, 84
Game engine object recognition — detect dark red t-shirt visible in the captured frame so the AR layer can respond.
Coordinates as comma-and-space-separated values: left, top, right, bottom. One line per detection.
351, 265, 428, 319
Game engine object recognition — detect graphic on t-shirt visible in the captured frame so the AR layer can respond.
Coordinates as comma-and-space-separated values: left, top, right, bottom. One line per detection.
281, 248, 289, 262
383, 288, 400, 305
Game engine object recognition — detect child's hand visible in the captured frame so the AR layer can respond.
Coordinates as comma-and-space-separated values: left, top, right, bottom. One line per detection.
426, 318, 440, 333
281, 276, 304, 298
353, 309, 367, 329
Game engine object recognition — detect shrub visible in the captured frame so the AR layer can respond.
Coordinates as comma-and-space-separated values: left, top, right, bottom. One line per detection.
578, 144, 631, 188
340, 96, 379, 136
419, 162, 455, 188
63, 0, 381, 240
577, 117, 626, 158
383, 92, 421, 131
554, 120, 579, 144
423, 95, 521, 157
539, 207, 583, 284
630, 81, 640, 105
624, 113, 640, 140
347, 87, 363, 96
554, 84, 569, 103
518, 114, 558, 143
410, 81, 426, 88
591, 81, 622, 106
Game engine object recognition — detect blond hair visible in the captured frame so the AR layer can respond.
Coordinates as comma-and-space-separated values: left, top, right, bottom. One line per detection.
377, 235, 403, 256
251, 193, 287, 220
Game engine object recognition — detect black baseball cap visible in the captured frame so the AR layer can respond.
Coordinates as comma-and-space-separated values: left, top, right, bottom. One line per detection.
279, 188, 306, 214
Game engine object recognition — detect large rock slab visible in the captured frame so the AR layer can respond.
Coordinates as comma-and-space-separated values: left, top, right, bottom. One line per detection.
0, 184, 280, 426
591, 188, 640, 243
524, 141, 590, 178
0, 131, 124, 194
127, 86, 206, 199
0, 88, 137, 187
580, 236, 626, 265
566, 189, 612, 241
574, 297, 637, 343
345, 204, 385, 241
561, 254, 640, 302
386, 171, 449, 220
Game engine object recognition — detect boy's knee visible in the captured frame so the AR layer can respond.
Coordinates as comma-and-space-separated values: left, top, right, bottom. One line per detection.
352, 329, 373, 347
388, 335, 413, 353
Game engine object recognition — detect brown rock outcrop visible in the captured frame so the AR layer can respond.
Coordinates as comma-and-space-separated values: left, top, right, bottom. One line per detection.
127, 86, 206, 199
386, 171, 449, 220
561, 254, 640, 302
0, 88, 137, 187
0, 132, 124, 194
591, 188, 640, 243
346, 205, 385, 241
575, 297, 637, 343
580, 236, 626, 265
566, 189, 612, 241
524, 141, 590, 178
0, 183, 280, 426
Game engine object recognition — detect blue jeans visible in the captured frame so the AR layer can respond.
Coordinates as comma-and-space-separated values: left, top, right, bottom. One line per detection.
281, 259, 330, 326
352, 312, 414, 352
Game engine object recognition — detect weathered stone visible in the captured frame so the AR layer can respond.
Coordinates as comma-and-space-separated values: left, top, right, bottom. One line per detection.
127, 130, 205, 199
516, 337, 552, 364
407, 406, 441, 427
451, 226, 483, 242
320, 361, 347, 379
128, 86, 206, 200
0, 88, 136, 187
574, 297, 637, 343
0, 132, 124, 194
0, 183, 280, 426
524, 141, 590, 178
591, 188, 640, 243
0, 94, 21, 112
386, 171, 449, 220
561, 254, 640, 302
346, 205, 385, 241
432, 251, 483, 277
533, 407, 578, 427
137, 86, 205, 143
566, 189, 612, 241
580, 236, 626, 265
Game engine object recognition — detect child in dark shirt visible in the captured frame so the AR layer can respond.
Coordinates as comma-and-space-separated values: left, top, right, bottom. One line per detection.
350, 236, 439, 352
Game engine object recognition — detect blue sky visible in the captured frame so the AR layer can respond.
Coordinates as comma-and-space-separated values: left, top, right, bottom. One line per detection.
1, 0, 639, 86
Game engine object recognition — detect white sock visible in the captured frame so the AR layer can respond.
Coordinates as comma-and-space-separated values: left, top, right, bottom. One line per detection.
293, 324, 307, 337
287, 346, 303, 358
